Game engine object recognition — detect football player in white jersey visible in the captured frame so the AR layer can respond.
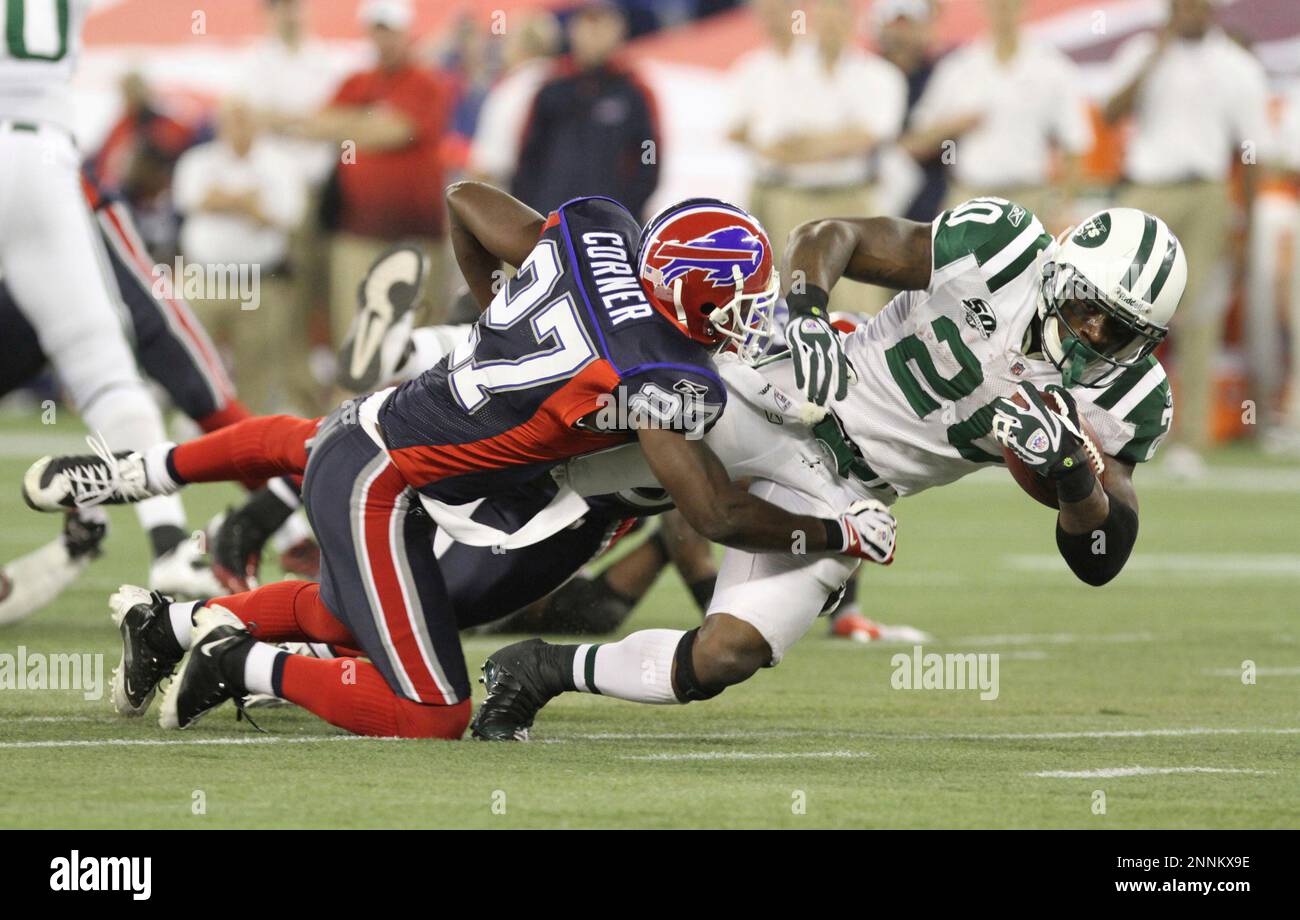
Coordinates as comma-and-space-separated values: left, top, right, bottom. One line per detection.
469, 198, 1186, 740
1, 0, 218, 596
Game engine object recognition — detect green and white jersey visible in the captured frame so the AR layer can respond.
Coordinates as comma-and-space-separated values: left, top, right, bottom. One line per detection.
835, 197, 1172, 497
0, 0, 91, 133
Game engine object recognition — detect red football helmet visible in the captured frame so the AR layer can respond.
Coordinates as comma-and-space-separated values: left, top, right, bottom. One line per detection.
636, 198, 779, 363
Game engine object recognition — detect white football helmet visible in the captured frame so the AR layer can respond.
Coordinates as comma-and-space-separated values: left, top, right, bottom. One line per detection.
1037, 207, 1187, 387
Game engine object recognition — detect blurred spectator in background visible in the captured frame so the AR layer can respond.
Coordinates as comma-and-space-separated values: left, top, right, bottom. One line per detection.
244, 0, 343, 412
512, 1, 660, 219
430, 11, 495, 150
90, 70, 197, 259
1272, 87, 1300, 453
873, 0, 946, 222
728, 0, 906, 313
911, 0, 1091, 231
262, 0, 449, 345
468, 10, 561, 188
173, 98, 306, 413
1103, 0, 1271, 475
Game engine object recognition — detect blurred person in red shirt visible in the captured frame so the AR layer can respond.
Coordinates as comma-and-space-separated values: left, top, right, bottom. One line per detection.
261, 0, 449, 345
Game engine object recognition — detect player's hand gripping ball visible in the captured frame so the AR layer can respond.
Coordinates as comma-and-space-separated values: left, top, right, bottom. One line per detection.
992, 382, 1104, 509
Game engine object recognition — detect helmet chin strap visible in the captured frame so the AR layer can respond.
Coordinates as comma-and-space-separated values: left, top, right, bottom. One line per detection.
1060, 336, 1089, 387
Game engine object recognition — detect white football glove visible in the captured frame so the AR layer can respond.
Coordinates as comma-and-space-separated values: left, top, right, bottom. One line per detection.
834, 499, 897, 564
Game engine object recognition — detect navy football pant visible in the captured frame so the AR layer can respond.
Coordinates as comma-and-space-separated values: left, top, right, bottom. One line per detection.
304, 409, 469, 705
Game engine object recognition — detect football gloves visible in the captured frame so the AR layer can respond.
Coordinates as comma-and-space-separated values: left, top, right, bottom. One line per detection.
211, 486, 296, 592
991, 382, 1095, 486
787, 315, 853, 406
835, 499, 897, 565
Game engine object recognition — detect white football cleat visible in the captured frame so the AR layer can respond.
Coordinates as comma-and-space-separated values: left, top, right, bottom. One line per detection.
23, 433, 156, 511
336, 245, 428, 392
149, 538, 224, 600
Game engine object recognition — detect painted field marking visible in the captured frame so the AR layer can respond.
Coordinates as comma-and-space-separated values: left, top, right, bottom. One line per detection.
546, 726, 1300, 743
952, 631, 1155, 647
0, 734, 403, 750
1204, 666, 1300, 677
1030, 766, 1275, 779
622, 750, 869, 762
1004, 553, 1300, 579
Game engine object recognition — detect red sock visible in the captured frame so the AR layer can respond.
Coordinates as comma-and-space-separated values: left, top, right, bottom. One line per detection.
170, 415, 318, 486
277, 656, 471, 739
195, 400, 254, 433
210, 581, 356, 647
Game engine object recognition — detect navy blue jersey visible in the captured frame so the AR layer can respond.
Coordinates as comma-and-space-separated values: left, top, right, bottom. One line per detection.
378, 196, 725, 502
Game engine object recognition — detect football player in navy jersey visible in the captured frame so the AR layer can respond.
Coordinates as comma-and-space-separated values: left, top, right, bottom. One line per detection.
24, 182, 897, 739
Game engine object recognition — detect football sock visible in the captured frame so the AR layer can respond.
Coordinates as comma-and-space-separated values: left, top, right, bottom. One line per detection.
241, 642, 282, 697
195, 400, 253, 435
153, 599, 199, 653
146, 523, 186, 558
276, 655, 471, 739
168, 415, 318, 486
565, 629, 685, 703
200, 581, 357, 647
687, 575, 716, 614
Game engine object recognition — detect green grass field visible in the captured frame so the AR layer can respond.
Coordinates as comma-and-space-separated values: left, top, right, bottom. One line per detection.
1, 412, 1297, 828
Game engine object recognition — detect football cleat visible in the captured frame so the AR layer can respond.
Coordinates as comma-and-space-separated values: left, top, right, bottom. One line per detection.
830, 611, 882, 643
23, 433, 154, 511
149, 537, 224, 600
470, 638, 569, 741
336, 244, 428, 392
159, 605, 252, 730
109, 585, 182, 717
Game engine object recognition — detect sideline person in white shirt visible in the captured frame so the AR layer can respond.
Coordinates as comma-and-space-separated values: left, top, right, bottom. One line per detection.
173, 98, 307, 412
727, 0, 905, 313
910, 0, 1092, 230
1103, 0, 1272, 469
467, 11, 561, 187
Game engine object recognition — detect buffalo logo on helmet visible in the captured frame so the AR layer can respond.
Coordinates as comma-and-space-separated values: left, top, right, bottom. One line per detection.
642, 219, 769, 293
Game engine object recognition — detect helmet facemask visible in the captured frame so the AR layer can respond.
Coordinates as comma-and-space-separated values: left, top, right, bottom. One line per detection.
1037, 261, 1168, 387
671, 263, 780, 365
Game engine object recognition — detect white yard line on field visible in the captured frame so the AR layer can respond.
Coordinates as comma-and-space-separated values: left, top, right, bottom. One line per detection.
952, 631, 1156, 646
1204, 666, 1300, 677
1030, 766, 1275, 779
0, 734, 404, 750
546, 726, 1300, 743
1004, 553, 1300, 579
621, 750, 870, 762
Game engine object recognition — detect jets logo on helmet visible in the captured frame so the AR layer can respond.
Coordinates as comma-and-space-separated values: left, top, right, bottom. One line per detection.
1037, 207, 1187, 387
637, 199, 779, 364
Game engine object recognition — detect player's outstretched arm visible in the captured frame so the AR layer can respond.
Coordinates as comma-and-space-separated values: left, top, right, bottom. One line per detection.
1055, 457, 1140, 588
783, 216, 934, 296
636, 427, 895, 562
446, 180, 545, 308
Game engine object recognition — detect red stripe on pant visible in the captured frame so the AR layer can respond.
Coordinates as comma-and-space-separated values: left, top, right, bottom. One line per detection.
359, 461, 453, 704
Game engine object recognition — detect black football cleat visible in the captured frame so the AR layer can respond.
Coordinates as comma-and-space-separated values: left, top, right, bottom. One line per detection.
109, 585, 182, 717
336, 244, 427, 392
470, 638, 570, 741
159, 606, 253, 730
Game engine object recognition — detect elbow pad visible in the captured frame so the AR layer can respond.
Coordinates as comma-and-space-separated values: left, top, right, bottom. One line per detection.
1055, 496, 1138, 587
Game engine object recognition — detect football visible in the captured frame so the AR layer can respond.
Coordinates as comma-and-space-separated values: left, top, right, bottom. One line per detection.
1001, 392, 1107, 509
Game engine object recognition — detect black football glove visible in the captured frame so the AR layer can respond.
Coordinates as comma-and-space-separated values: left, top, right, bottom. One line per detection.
211, 486, 297, 592
991, 382, 1094, 486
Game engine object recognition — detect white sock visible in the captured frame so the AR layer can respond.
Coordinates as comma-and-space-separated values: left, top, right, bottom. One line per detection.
168, 600, 200, 651
243, 642, 284, 697
571, 629, 684, 704
142, 442, 180, 494
136, 494, 186, 535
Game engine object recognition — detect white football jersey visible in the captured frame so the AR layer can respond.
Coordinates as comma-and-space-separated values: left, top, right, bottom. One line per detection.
830, 197, 1173, 497
0, 0, 91, 132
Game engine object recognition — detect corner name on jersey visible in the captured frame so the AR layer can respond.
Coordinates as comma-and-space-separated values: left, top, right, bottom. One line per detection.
581, 232, 654, 326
